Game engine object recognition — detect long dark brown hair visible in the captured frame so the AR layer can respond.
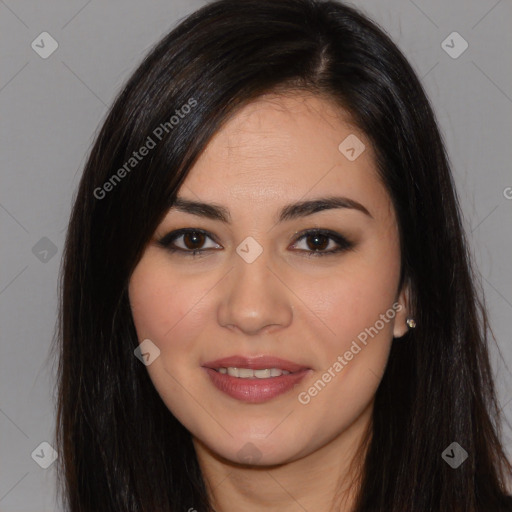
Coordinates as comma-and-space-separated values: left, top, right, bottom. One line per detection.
51, 0, 512, 510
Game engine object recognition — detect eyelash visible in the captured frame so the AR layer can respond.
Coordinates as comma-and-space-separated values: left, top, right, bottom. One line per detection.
156, 228, 353, 258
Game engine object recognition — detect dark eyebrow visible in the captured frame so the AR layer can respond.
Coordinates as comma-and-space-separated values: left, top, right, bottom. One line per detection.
169, 195, 373, 223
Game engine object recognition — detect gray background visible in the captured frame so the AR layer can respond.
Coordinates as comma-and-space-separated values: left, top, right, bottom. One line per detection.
1, 0, 511, 510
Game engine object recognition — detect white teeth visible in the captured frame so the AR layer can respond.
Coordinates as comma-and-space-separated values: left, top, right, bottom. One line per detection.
217, 367, 292, 379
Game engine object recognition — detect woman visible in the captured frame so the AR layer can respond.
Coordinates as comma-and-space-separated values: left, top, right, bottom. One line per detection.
52, 0, 512, 510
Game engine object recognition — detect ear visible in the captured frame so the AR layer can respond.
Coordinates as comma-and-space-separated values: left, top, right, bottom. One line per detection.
393, 281, 412, 338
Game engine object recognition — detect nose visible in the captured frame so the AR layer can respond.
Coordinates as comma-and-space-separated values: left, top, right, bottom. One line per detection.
217, 248, 294, 336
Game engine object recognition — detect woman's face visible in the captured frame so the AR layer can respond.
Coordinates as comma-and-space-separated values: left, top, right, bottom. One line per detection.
129, 92, 410, 466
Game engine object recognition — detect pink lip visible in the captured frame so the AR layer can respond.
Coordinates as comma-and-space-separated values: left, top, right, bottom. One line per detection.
202, 355, 311, 403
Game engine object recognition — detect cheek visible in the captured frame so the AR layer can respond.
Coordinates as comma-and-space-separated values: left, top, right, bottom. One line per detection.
292, 243, 401, 414
295, 240, 401, 413
128, 258, 209, 414
305, 250, 401, 353
129, 258, 204, 346
128, 257, 211, 405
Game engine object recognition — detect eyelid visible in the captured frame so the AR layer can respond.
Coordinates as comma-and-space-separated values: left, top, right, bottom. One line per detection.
290, 228, 353, 252
157, 228, 221, 250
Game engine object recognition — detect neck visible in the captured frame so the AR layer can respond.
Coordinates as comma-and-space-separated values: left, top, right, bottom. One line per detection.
193, 402, 373, 512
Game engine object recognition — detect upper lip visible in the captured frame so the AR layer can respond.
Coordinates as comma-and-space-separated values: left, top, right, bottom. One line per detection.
202, 355, 309, 373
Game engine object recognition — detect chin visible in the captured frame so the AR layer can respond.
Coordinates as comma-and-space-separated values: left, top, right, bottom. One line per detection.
197, 431, 311, 467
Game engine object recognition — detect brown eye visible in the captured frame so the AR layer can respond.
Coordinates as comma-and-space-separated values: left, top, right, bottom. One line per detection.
291, 229, 353, 257
304, 233, 330, 251
157, 228, 353, 258
157, 228, 221, 255
182, 231, 206, 250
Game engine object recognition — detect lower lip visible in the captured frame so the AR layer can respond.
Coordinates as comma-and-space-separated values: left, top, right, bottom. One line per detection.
203, 368, 310, 403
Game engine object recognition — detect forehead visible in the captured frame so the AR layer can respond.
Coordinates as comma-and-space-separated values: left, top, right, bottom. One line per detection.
179, 92, 393, 221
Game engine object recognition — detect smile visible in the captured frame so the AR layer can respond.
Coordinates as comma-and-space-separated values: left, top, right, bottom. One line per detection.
215, 367, 292, 378
202, 355, 311, 403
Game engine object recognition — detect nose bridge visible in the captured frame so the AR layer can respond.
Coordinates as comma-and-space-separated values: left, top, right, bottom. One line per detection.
217, 242, 293, 335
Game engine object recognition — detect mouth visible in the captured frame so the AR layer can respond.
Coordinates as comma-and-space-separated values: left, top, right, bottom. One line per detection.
213, 367, 293, 378
202, 355, 311, 403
